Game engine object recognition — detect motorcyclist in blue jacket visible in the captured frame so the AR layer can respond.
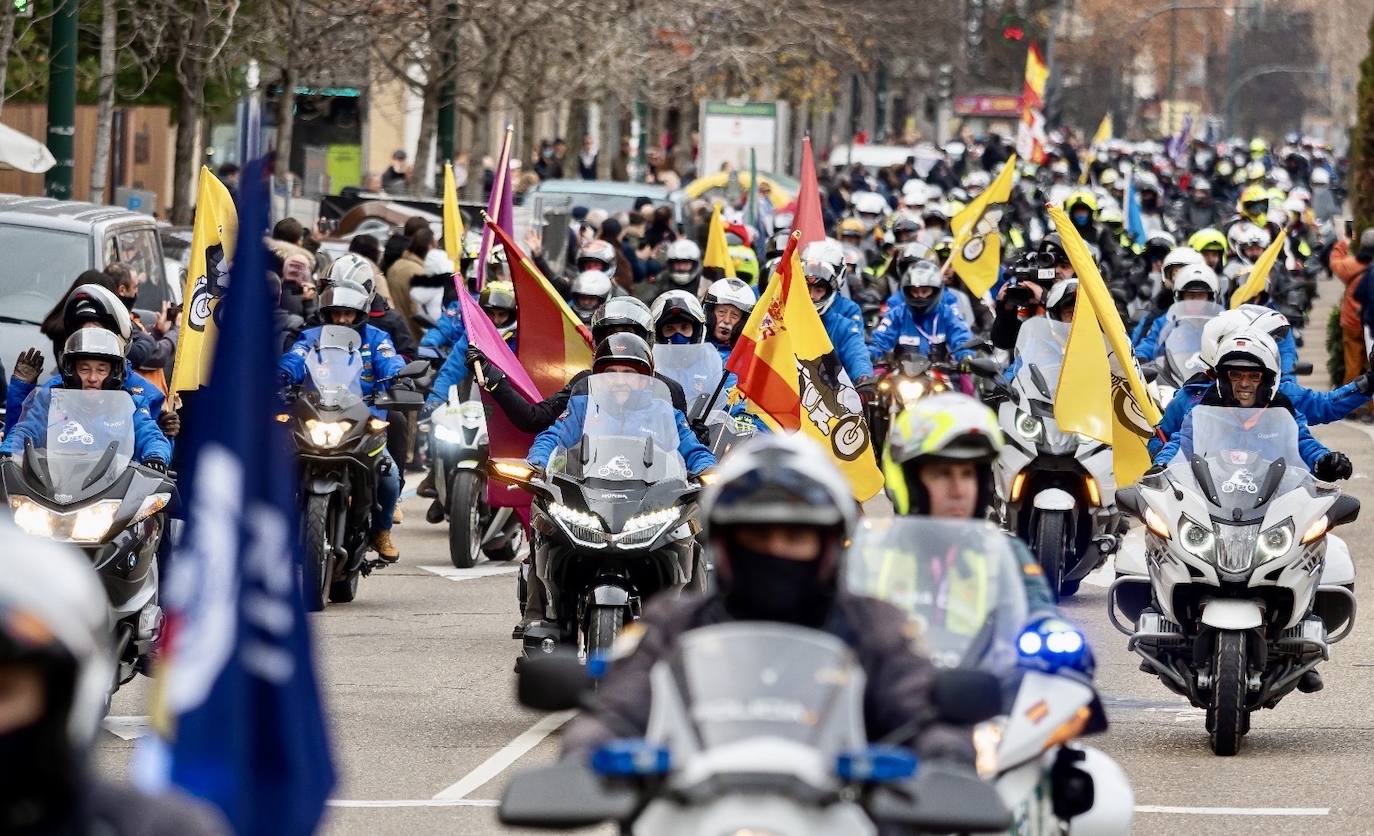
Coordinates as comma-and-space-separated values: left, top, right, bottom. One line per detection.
869, 259, 976, 364
422, 281, 517, 414
1152, 332, 1350, 481
278, 281, 407, 562
804, 259, 874, 384
1, 329, 170, 468
1133, 263, 1221, 362
703, 278, 756, 365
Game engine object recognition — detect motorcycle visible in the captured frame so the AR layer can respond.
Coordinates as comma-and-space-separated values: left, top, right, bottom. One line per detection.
499, 624, 1014, 835
427, 379, 523, 568
282, 325, 425, 610
868, 348, 954, 454
489, 373, 701, 660
1, 389, 174, 693
651, 342, 755, 458
1112, 406, 1359, 755
846, 517, 1134, 834
993, 318, 1119, 599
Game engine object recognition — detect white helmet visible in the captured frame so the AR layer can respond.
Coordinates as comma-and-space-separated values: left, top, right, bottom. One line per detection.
1045, 279, 1079, 321
0, 523, 114, 754
664, 239, 703, 287
1236, 303, 1291, 341
962, 169, 992, 192
327, 253, 378, 301
1310, 167, 1331, 186
1214, 331, 1280, 404
1227, 222, 1270, 261
852, 192, 889, 229
802, 238, 846, 276
649, 289, 707, 344
1161, 247, 1204, 288
1199, 310, 1254, 368
62, 284, 133, 349
1172, 263, 1220, 302
569, 269, 614, 324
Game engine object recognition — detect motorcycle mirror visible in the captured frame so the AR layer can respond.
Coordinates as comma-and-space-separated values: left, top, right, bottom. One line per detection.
498, 762, 638, 829
1328, 493, 1361, 528
966, 357, 1001, 378
1293, 361, 1314, 377
1115, 486, 1143, 517
397, 359, 430, 378
868, 767, 1013, 833
517, 651, 592, 712
930, 669, 1002, 725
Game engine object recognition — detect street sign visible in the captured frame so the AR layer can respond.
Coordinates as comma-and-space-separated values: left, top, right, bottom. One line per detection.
698, 100, 790, 179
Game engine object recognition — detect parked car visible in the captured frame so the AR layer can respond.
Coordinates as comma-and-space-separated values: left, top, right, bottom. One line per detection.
525, 179, 672, 216
0, 195, 171, 380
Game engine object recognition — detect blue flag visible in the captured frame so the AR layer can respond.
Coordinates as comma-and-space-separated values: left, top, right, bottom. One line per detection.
1124, 172, 1147, 247
139, 155, 335, 833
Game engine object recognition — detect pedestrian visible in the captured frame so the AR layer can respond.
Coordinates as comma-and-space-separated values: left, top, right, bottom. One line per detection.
381, 215, 430, 275
381, 150, 410, 192
385, 226, 433, 343
578, 134, 598, 180
611, 137, 632, 181
1333, 228, 1374, 391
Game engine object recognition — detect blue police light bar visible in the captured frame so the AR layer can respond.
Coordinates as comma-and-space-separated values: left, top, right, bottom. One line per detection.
1017, 616, 1091, 674
590, 739, 672, 777
835, 745, 919, 783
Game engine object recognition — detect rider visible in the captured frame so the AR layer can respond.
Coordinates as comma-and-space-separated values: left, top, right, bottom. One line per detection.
803, 239, 866, 331
1187, 227, 1228, 275
560, 432, 975, 764
645, 239, 704, 298
1152, 333, 1351, 482
703, 277, 757, 364
869, 259, 975, 364
0, 526, 229, 834
1128, 246, 1204, 350
880, 392, 1057, 613
803, 259, 874, 385
420, 280, 519, 418
279, 281, 406, 561
568, 269, 614, 326
1132, 263, 1220, 361
1150, 312, 1373, 455
479, 280, 518, 346
1, 329, 171, 469
649, 290, 706, 345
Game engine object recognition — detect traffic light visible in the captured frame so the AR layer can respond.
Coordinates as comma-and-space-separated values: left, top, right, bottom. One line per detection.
1003, 25, 1024, 41
937, 64, 954, 101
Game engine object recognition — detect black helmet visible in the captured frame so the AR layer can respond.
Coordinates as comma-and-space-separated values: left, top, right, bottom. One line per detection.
592, 332, 653, 376
590, 296, 652, 345
59, 328, 126, 390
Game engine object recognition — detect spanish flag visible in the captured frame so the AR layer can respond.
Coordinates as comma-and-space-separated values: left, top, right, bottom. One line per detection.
1049, 205, 1162, 485
727, 232, 884, 501
949, 155, 1016, 296
702, 201, 736, 282
1015, 43, 1049, 164
1230, 229, 1287, 309
170, 167, 238, 393
484, 218, 592, 398
442, 162, 464, 264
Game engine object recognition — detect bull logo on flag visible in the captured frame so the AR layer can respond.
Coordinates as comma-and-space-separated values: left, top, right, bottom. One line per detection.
796, 353, 869, 460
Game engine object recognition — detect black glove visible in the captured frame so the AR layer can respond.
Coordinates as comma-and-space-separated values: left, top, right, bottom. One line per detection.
1142, 464, 1166, 478
143, 458, 167, 473
465, 344, 504, 390
1314, 451, 1353, 482
419, 401, 438, 421
13, 348, 43, 384
157, 409, 182, 437
1355, 372, 1374, 396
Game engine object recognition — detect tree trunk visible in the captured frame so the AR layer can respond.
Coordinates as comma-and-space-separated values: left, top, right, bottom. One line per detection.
274, 68, 297, 180
0, 1, 17, 117
89, 0, 117, 205
1353, 10, 1374, 237
413, 84, 439, 195
463, 106, 488, 200
171, 73, 203, 224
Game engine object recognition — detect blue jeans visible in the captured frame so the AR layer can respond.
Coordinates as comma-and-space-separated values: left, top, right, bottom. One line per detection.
375, 449, 400, 532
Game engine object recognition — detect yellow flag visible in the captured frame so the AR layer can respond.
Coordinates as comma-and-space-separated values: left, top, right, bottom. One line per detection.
727, 234, 883, 501
703, 201, 736, 280
1048, 205, 1161, 485
1091, 114, 1113, 148
170, 167, 238, 393
442, 162, 464, 264
950, 155, 1017, 296
1229, 229, 1287, 309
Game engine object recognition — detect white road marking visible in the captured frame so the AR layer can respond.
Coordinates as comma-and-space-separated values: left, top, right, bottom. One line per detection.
419, 563, 522, 582
432, 710, 576, 800
1135, 805, 1329, 816
329, 798, 499, 808
102, 715, 152, 740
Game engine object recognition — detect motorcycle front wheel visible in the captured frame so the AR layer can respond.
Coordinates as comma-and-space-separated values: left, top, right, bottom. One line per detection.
585, 605, 625, 658
305, 494, 335, 612
448, 471, 484, 569
1209, 631, 1248, 756
1034, 511, 1069, 601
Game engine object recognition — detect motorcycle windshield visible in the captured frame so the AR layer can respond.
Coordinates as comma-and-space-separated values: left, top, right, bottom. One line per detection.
304, 325, 365, 409
1175, 406, 1310, 516
43, 389, 136, 502
673, 624, 865, 751
652, 344, 726, 418
1161, 320, 1206, 379
1011, 317, 1069, 403
567, 373, 685, 482
846, 518, 1028, 672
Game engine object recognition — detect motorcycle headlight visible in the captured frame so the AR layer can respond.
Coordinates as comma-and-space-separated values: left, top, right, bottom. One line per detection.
10, 497, 54, 538
622, 507, 679, 533
457, 402, 486, 429
9, 497, 121, 543
70, 501, 120, 543
305, 419, 352, 448
549, 503, 606, 548
433, 423, 464, 444
1015, 411, 1042, 442
1257, 520, 1294, 562
895, 378, 925, 404
1179, 515, 1215, 560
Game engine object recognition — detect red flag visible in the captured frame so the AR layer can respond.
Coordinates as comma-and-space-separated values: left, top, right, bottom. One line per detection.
484, 219, 593, 398
790, 136, 826, 250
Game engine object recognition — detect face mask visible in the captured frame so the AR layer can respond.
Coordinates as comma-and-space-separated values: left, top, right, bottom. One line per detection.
667, 332, 692, 345
0, 719, 75, 830
1071, 212, 1090, 228
722, 546, 832, 627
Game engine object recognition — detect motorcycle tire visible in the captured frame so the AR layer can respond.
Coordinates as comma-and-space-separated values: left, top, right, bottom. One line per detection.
1035, 511, 1069, 602
1209, 631, 1247, 756
329, 571, 359, 603
448, 471, 484, 569
304, 494, 334, 612
585, 605, 624, 658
